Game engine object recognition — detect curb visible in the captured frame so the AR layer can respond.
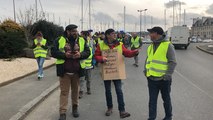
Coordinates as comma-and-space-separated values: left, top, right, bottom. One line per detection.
196, 46, 213, 55
0, 63, 55, 87
9, 82, 59, 120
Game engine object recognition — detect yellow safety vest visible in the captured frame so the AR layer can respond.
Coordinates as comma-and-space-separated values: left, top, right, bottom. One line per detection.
146, 41, 170, 77
98, 38, 103, 44
84, 47, 93, 68
33, 38, 47, 58
99, 41, 123, 54
131, 36, 140, 48
55, 36, 86, 69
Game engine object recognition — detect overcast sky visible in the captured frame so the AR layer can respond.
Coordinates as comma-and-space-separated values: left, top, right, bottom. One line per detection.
0, 0, 213, 32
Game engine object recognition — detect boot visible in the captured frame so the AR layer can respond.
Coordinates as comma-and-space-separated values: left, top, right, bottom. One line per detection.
72, 105, 79, 118
58, 113, 66, 120
79, 91, 83, 99
87, 88, 91, 95
105, 108, 113, 116
120, 111, 131, 118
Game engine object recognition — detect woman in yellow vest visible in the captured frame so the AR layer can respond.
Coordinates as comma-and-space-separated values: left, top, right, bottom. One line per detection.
32, 31, 48, 80
145, 27, 177, 120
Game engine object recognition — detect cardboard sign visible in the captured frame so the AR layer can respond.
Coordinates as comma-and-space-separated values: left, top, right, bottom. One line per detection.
101, 49, 126, 80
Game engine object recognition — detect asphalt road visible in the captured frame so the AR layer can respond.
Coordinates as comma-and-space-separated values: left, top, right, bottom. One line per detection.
0, 67, 58, 120
22, 43, 213, 120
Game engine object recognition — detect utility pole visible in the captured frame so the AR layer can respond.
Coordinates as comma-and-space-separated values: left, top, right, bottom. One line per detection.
13, 0, 16, 22
144, 9, 148, 31
124, 6, 126, 31
173, 0, 174, 26
164, 9, 167, 30
35, 0, 38, 21
137, 9, 147, 38
81, 0, 83, 31
89, 0, 91, 30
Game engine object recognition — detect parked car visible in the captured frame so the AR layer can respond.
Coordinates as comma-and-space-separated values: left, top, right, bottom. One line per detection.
202, 39, 213, 43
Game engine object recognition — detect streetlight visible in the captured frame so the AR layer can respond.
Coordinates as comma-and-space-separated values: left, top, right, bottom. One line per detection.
137, 9, 147, 38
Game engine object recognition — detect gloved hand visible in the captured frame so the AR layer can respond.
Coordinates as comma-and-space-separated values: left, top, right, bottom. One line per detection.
163, 74, 172, 81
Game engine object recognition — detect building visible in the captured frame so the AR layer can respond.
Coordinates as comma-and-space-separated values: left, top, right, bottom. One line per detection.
191, 17, 213, 40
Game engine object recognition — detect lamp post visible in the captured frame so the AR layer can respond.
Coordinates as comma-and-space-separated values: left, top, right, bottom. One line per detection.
137, 9, 147, 38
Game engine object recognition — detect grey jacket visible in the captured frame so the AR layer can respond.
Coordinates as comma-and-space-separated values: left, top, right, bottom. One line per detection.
144, 36, 177, 81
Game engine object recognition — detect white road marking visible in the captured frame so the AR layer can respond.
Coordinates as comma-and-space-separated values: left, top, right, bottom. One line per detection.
175, 70, 213, 100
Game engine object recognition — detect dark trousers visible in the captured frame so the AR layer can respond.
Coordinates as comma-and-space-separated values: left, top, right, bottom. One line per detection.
147, 78, 172, 120
104, 80, 125, 112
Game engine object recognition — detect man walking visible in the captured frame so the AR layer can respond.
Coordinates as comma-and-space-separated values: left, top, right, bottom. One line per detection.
51, 24, 90, 120
144, 27, 177, 120
95, 29, 139, 118
130, 32, 142, 67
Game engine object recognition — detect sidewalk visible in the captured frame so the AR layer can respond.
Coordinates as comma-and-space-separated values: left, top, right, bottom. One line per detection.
0, 57, 56, 86
197, 43, 213, 55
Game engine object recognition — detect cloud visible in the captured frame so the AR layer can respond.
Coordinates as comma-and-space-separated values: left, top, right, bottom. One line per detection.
164, 1, 186, 9
117, 13, 138, 24
92, 12, 115, 23
206, 4, 213, 15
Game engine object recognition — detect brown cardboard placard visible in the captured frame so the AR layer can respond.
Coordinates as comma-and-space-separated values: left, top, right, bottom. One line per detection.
101, 49, 126, 80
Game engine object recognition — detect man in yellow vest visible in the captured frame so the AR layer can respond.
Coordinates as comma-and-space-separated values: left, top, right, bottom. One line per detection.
79, 31, 94, 98
130, 32, 142, 67
145, 27, 177, 120
95, 29, 139, 118
33, 31, 48, 80
51, 24, 90, 120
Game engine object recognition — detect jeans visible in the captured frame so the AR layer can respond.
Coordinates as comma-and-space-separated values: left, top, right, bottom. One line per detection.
36, 57, 45, 77
147, 78, 172, 120
104, 80, 125, 112
134, 54, 139, 64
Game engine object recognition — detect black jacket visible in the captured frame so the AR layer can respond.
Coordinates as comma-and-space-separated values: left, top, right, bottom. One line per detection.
51, 36, 90, 77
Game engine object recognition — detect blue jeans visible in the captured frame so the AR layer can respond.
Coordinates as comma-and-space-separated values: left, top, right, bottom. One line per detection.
36, 57, 45, 77
104, 80, 125, 112
147, 78, 172, 120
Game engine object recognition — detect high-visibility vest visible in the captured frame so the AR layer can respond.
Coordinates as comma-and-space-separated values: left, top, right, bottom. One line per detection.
118, 38, 123, 42
55, 36, 86, 69
99, 41, 123, 54
98, 38, 103, 44
84, 47, 93, 68
33, 38, 47, 58
145, 41, 170, 77
131, 36, 140, 48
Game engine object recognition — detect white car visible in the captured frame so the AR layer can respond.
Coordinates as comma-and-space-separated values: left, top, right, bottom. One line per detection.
202, 39, 213, 43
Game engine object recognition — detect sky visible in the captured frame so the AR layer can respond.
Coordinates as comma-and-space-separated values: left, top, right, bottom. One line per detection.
0, 0, 213, 32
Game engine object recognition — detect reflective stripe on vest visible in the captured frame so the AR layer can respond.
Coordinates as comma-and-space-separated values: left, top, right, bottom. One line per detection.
131, 36, 140, 48
55, 36, 86, 69
99, 42, 123, 54
145, 41, 170, 77
33, 39, 47, 58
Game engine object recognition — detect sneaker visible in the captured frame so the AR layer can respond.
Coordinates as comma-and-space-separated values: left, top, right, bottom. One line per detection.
120, 111, 131, 118
79, 91, 83, 99
105, 108, 113, 116
58, 113, 66, 120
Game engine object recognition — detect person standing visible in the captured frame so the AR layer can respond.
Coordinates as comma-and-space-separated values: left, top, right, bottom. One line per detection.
79, 31, 94, 98
144, 27, 177, 120
51, 24, 90, 120
32, 31, 48, 80
95, 29, 139, 118
130, 32, 142, 67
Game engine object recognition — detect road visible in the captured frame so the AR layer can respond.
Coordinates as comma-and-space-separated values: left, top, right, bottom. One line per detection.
0, 67, 58, 120
20, 43, 213, 120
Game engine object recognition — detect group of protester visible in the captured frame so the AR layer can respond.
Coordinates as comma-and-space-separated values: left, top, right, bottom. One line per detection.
32, 24, 176, 120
